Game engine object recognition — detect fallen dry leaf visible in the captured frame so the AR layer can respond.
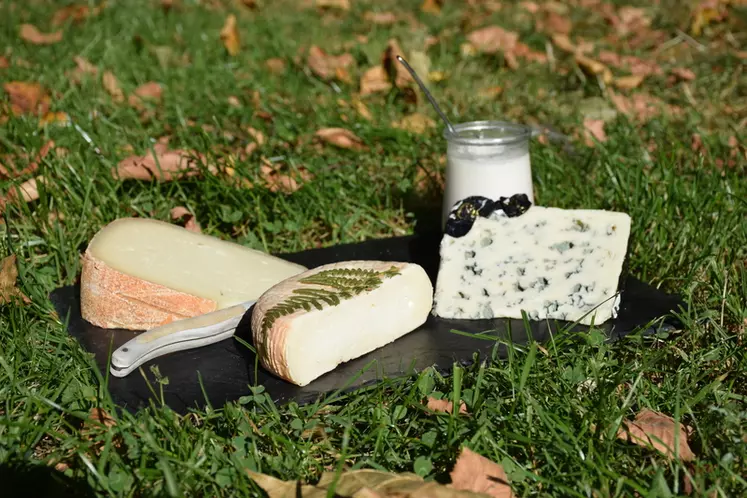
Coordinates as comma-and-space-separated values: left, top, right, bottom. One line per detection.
605, 6, 651, 36
2, 176, 44, 209
315, 128, 366, 150
360, 66, 392, 95
247, 127, 266, 146
260, 161, 313, 194
227, 96, 241, 108
0, 56, 8, 69
536, 12, 572, 35
88, 407, 116, 428
247, 468, 491, 498
170, 206, 201, 233
19, 24, 63, 45
479, 86, 504, 98
583, 118, 607, 146
616, 409, 695, 461
613, 74, 645, 90
426, 396, 468, 415
315, 0, 350, 10
52, 4, 98, 26
363, 11, 397, 25
102, 71, 124, 103
39, 112, 71, 127
597, 51, 663, 77
392, 113, 436, 135
265, 57, 286, 74
575, 54, 613, 84
0, 254, 32, 305
114, 143, 205, 181
609, 91, 673, 122
421, 0, 443, 15
383, 39, 413, 89
450, 447, 513, 498
690, 1, 726, 36
220, 14, 240, 56
3, 82, 50, 116
671, 67, 696, 81
73, 55, 98, 75
128, 81, 162, 109
351, 98, 372, 120
0, 140, 55, 179
466, 25, 518, 55
307, 45, 355, 81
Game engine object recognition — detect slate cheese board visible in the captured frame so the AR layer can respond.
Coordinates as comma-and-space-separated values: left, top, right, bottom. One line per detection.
51, 229, 685, 415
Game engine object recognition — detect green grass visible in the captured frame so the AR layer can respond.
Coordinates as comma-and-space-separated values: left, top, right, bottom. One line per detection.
1, 0, 746, 496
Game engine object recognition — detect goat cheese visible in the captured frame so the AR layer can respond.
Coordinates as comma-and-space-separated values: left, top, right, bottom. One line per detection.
432, 195, 631, 325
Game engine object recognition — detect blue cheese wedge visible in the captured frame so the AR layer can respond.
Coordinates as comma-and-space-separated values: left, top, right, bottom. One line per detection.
251, 261, 433, 386
433, 195, 631, 326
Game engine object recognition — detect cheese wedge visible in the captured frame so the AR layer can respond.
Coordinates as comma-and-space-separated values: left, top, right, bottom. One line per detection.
251, 261, 433, 386
80, 217, 307, 330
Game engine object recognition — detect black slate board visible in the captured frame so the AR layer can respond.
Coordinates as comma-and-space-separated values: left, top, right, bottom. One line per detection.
51, 231, 685, 414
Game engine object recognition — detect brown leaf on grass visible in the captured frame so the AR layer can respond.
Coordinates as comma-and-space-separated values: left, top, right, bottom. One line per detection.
102, 71, 124, 103
170, 206, 202, 233
88, 407, 116, 428
220, 14, 240, 56
421, 0, 443, 15
583, 118, 607, 146
613, 74, 645, 90
247, 126, 266, 146
691, 133, 704, 153
605, 6, 651, 36
247, 468, 490, 498
0, 140, 55, 179
71, 55, 99, 80
260, 160, 313, 194
391, 113, 436, 135
128, 82, 162, 109
690, 1, 726, 36
2, 176, 45, 211
597, 51, 663, 77
307, 45, 355, 81
450, 447, 514, 498
426, 396, 468, 415
616, 409, 695, 461
227, 96, 241, 108
315, 128, 366, 150
382, 39, 413, 89
466, 26, 519, 55
3, 82, 51, 116
39, 112, 71, 127
363, 11, 397, 25
52, 4, 99, 26
265, 57, 286, 74
536, 12, 572, 35
315, 0, 350, 10
670, 67, 696, 81
360, 66, 392, 95
19, 24, 63, 45
574, 54, 613, 84
478, 86, 504, 98
351, 98, 372, 120
609, 91, 674, 122
0, 254, 32, 305
114, 143, 205, 181
0, 56, 8, 69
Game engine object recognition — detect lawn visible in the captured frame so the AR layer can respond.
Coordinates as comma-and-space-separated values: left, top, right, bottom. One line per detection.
1, 0, 745, 496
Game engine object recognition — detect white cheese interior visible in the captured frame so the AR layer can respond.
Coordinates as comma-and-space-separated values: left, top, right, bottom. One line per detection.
282, 265, 433, 386
433, 207, 631, 325
88, 218, 307, 307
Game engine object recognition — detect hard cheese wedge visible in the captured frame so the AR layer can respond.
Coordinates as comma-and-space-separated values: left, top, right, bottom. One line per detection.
251, 260, 433, 386
433, 196, 631, 326
80, 217, 307, 330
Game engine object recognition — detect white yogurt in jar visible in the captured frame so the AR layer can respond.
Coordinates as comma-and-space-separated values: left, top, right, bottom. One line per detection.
441, 122, 534, 227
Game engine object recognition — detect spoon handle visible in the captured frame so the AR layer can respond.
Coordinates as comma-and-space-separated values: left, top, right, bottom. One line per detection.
396, 55, 456, 134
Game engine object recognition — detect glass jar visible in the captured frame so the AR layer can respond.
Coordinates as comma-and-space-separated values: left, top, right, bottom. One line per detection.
442, 121, 534, 228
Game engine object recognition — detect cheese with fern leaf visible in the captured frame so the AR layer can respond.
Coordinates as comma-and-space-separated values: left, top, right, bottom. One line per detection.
251, 261, 433, 386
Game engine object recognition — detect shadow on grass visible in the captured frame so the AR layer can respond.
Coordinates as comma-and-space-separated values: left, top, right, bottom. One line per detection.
0, 461, 96, 498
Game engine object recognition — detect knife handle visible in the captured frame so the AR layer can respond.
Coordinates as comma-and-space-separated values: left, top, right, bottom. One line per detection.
109, 302, 254, 378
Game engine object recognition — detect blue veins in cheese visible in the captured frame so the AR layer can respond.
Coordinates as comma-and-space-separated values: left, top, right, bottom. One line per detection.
433, 198, 632, 326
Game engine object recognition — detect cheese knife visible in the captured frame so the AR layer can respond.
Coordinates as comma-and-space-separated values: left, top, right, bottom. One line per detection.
109, 301, 255, 378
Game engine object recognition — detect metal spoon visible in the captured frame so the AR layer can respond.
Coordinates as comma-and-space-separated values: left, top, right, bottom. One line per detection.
396, 55, 456, 134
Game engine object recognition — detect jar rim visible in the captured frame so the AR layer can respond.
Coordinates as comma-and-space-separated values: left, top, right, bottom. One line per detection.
443, 120, 532, 146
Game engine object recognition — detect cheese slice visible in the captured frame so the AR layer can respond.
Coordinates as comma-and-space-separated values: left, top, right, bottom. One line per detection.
80, 217, 307, 330
433, 198, 631, 325
251, 260, 433, 386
